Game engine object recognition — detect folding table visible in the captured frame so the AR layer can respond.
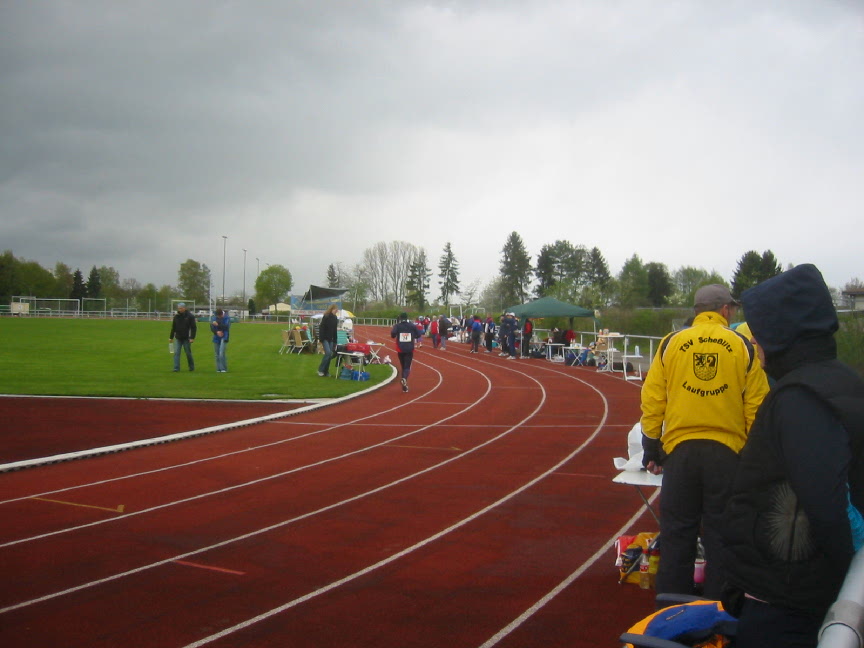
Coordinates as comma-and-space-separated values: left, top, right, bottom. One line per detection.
334, 351, 366, 379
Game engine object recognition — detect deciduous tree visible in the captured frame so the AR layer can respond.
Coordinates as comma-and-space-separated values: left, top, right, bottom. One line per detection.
255, 264, 293, 308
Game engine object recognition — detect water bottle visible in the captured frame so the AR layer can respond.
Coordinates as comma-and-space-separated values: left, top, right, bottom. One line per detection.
694, 537, 706, 586
639, 549, 651, 590
648, 547, 660, 589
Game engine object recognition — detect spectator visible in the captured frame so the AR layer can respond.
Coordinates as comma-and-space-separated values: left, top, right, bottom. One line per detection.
317, 304, 338, 377
438, 315, 451, 350
498, 315, 510, 357
391, 312, 421, 392
723, 264, 864, 647
210, 308, 230, 372
169, 302, 197, 372
522, 317, 534, 356
484, 316, 496, 353
430, 316, 440, 349
640, 284, 769, 600
503, 312, 518, 359
469, 315, 482, 354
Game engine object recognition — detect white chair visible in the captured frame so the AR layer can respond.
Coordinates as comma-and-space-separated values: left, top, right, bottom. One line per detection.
621, 338, 643, 381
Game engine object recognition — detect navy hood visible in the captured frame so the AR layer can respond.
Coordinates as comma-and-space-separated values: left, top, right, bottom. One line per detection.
741, 263, 838, 358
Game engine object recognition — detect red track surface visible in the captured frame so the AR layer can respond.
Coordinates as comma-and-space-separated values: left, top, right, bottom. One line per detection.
0, 327, 658, 647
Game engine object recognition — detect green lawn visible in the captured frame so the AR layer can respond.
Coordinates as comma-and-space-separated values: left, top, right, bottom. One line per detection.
0, 318, 392, 400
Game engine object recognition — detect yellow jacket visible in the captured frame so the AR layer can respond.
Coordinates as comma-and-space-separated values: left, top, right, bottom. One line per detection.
640, 311, 769, 454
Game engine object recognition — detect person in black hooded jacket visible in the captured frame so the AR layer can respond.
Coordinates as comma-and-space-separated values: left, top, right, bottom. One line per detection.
722, 264, 864, 648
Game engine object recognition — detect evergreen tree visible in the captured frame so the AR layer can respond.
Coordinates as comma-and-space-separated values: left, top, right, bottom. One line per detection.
499, 231, 532, 306
86, 266, 102, 298
438, 242, 460, 305
406, 249, 431, 311
731, 250, 782, 297
326, 264, 339, 288
534, 244, 557, 298
617, 254, 649, 307
71, 269, 87, 301
646, 262, 673, 307
585, 247, 612, 287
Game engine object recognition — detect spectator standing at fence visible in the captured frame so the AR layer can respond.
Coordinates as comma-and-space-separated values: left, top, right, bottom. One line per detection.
317, 304, 338, 377
484, 316, 496, 353
391, 312, 421, 392
498, 314, 510, 357
210, 308, 230, 373
722, 264, 864, 648
169, 302, 197, 372
522, 317, 534, 357
503, 312, 519, 359
640, 284, 769, 600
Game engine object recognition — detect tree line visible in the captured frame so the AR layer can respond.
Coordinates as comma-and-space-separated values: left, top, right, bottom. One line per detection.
1, 241, 858, 314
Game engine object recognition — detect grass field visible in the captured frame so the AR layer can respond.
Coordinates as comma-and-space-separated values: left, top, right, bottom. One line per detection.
0, 318, 392, 400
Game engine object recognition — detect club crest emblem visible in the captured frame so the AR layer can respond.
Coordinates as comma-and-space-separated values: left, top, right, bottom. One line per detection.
693, 353, 719, 381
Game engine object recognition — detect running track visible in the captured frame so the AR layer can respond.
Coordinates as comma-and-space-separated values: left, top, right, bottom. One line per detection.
0, 326, 657, 647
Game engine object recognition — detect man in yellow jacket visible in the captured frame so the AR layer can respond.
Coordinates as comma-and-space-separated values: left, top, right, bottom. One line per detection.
641, 284, 769, 600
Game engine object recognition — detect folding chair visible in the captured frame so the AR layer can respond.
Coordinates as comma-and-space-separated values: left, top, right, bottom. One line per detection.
278, 330, 293, 354
290, 329, 311, 354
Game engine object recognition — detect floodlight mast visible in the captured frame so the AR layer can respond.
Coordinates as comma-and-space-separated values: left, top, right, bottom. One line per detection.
221, 235, 228, 306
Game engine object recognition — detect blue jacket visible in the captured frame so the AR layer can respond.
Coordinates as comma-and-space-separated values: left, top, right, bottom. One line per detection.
391, 320, 420, 353
210, 315, 230, 343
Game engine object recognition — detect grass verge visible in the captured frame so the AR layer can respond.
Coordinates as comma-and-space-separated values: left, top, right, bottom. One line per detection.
0, 318, 392, 400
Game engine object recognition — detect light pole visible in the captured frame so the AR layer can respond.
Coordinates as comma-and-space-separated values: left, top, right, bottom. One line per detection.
221, 235, 227, 306
242, 248, 247, 314
256, 257, 260, 279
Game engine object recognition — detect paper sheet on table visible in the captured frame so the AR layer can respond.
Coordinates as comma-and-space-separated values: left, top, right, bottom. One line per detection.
613, 422, 645, 472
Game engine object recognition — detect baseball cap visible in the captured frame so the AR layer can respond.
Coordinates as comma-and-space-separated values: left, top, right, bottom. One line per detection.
177, 302, 186, 308
694, 285, 739, 308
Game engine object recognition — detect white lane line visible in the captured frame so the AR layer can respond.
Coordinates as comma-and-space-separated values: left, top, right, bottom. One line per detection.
477, 489, 660, 648
181, 367, 609, 648
0, 364, 441, 507
0, 366, 524, 616
1, 364, 465, 547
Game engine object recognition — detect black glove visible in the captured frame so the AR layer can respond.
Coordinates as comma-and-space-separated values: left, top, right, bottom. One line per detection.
641, 434, 662, 468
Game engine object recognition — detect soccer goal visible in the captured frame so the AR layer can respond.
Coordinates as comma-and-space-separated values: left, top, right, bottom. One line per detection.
170, 299, 195, 313
81, 298, 107, 315
13, 296, 81, 317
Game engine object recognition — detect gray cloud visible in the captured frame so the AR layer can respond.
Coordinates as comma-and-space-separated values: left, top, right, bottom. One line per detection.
1, 0, 862, 295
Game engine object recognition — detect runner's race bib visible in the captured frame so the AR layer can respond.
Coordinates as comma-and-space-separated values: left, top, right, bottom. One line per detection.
399, 332, 412, 343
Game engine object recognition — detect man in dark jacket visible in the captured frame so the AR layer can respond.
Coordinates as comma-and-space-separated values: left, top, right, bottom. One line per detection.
391, 312, 420, 392
723, 264, 864, 647
169, 302, 197, 372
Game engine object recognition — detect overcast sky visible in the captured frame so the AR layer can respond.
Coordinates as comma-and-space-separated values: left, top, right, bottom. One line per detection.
2, 0, 862, 300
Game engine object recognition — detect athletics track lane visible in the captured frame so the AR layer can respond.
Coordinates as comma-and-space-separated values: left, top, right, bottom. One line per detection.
0, 326, 658, 647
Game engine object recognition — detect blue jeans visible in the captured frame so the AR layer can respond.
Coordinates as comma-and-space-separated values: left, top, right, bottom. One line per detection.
319, 340, 336, 375
213, 339, 228, 372
174, 339, 194, 371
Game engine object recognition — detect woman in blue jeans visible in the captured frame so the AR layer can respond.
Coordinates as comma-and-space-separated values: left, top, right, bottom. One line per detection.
317, 304, 339, 377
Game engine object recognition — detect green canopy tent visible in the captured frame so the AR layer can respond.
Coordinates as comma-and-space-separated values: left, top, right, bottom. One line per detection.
506, 296, 596, 321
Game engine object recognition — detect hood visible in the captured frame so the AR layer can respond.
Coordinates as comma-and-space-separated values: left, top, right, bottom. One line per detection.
741, 264, 838, 358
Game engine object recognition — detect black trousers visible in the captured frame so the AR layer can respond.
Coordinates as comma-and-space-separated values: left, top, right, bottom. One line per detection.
736, 598, 822, 648
397, 351, 414, 380
656, 439, 739, 600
